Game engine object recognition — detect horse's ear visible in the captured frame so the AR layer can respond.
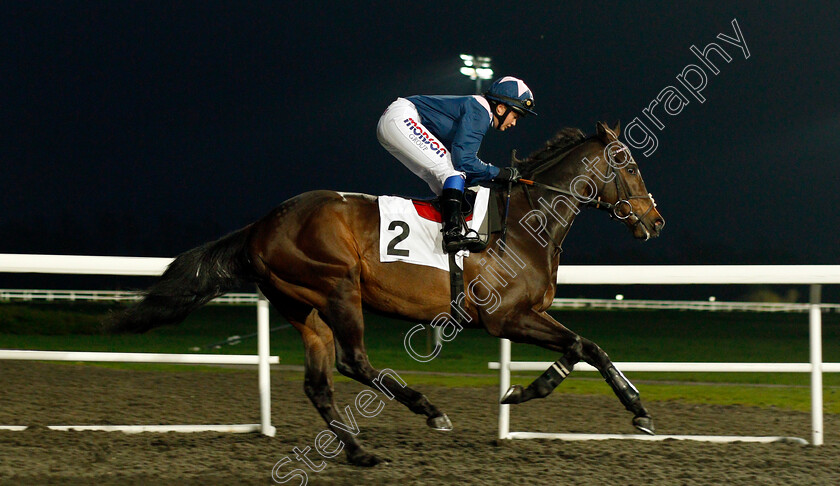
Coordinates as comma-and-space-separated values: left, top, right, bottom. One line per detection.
596, 121, 618, 142
510, 149, 522, 167
596, 121, 608, 138
613, 120, 621, 136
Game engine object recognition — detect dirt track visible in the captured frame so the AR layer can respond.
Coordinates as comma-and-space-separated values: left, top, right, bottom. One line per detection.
0, 361, 838, 485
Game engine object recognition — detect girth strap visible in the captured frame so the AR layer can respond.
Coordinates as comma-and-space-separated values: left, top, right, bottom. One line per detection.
448, 252, 465, 328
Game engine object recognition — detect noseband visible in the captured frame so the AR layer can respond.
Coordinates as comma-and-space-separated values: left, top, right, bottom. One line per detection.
601, 144, 658, 231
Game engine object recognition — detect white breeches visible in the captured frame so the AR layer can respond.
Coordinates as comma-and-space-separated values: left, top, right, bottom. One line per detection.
377, 98, 464, 195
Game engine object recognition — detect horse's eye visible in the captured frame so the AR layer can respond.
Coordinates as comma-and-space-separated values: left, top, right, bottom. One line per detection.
627, 167, 637, 175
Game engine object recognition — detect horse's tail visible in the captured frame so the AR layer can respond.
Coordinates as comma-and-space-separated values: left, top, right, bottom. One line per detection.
105, 225, 256, 333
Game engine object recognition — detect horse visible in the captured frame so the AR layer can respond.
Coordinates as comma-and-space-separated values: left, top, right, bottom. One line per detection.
106, 121, 664, 466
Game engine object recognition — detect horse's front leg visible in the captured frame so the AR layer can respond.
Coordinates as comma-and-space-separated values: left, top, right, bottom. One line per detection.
497, 309, 654, 435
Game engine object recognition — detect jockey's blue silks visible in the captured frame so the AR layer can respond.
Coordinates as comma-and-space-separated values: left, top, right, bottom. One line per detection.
377, 76, 534, 196
377, 76, 534, 252
442, 175, 466, 192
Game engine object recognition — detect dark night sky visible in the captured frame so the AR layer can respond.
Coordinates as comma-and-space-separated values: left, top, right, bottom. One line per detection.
2, 1, 839, 266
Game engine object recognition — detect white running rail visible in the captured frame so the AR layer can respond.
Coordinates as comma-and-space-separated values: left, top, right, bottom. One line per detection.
488, 265, 840, 446
0, 288, 260, 303
0, 253, 277, 436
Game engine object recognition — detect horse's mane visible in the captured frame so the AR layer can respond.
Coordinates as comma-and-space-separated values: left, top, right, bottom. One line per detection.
518, 127, 588, 174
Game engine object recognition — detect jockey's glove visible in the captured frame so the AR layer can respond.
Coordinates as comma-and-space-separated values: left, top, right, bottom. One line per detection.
494, 167, 521, 183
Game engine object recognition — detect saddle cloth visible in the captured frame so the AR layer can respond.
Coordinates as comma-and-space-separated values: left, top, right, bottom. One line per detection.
379, 187, 490, 271
410, 188, 479, 223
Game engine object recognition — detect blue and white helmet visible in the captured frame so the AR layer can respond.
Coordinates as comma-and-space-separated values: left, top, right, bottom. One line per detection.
484, 76, 537, 116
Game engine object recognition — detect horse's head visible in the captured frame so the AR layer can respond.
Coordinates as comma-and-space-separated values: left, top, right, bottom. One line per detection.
518, 122, 664, 241
591, 121, 664, 240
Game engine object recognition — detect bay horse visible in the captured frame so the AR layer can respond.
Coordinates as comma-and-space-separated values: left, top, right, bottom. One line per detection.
107, 121, 664, 466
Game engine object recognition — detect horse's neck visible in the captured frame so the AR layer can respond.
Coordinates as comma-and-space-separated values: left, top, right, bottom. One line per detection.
510, 160, 587, 252
491, 190, 574, 278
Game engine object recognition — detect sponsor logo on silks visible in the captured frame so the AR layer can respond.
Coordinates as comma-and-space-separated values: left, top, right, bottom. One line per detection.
403, 118, 447, 158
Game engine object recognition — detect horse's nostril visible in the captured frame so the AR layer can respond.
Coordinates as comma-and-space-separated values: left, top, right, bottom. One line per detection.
654, 218, 665, 230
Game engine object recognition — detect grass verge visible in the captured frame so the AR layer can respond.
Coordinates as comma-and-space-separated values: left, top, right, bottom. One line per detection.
2, 302, 839, 414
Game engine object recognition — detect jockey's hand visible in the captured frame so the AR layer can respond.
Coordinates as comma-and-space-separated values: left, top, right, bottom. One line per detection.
494, 167, 521, 183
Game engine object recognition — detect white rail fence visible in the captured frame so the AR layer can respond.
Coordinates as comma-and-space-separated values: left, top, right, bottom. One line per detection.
551, 297, 840, 313
0, 253, 278, 436
489, 265, 840, 446
0, 289, 260, 303
6, 288, 840, 314
3, 257, 839, 445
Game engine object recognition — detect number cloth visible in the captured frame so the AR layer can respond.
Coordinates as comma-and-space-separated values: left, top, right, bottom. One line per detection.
378, 187, 491, 271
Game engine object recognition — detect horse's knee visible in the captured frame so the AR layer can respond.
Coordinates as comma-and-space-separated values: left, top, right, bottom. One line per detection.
304, 387, 326, 407
564, 335, 583, 362
304, 377, 331, 398
303, 382, 337, 417
335, 356, 373, 381
580, 337, 611, 367
334, 359, 356, 378
580, 336, 603, 354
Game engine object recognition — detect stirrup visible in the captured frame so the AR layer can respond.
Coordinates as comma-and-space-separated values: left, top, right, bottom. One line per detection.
443, 229, 486, 253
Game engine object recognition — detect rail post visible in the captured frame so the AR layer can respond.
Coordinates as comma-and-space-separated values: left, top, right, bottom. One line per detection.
498, 338, 511, 439
809, 284, 823, 445
257, 288, 276, 437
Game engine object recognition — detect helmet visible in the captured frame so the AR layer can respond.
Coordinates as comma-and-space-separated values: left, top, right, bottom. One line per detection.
484, 76, 537, 116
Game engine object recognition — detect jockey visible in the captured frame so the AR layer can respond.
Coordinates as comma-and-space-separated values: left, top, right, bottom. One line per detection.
377, 76, 536, 253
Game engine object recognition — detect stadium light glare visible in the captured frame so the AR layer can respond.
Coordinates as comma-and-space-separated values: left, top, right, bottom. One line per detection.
460, 53, 493, 93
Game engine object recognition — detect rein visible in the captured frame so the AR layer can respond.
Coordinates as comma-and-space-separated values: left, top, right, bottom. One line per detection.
518, 178, 615, 211
511, 139, 658, 244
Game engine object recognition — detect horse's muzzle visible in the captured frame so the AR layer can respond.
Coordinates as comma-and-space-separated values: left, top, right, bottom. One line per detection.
633, 213, 665, 240
652, 216, 665, 236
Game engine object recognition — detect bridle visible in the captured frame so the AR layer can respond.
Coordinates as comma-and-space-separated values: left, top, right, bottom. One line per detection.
516, 136, 658, 242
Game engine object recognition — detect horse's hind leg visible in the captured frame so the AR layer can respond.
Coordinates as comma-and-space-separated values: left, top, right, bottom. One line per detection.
322, 279, 452, 431
498, 310, 654, 434
263, 289, 385, 467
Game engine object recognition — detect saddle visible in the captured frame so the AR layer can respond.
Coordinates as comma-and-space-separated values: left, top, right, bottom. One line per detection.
414, 188, 506, 335
380, 187, 507, 337
409, 189, 480, 224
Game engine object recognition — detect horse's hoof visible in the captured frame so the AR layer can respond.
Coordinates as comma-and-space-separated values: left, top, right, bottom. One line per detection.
500, 385, 524, 404
347, 448, 389, 467
633, 415, 655, 435
427, 413, 453, 431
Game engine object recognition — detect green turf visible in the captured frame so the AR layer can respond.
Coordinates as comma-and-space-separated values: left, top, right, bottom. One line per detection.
2, 302, 839, 412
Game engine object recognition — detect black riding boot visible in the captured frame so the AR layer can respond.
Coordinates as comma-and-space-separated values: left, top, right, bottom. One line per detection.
440, 188, 485, 253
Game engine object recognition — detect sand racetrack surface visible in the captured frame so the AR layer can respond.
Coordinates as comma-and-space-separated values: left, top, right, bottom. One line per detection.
0, 361, 837, 485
